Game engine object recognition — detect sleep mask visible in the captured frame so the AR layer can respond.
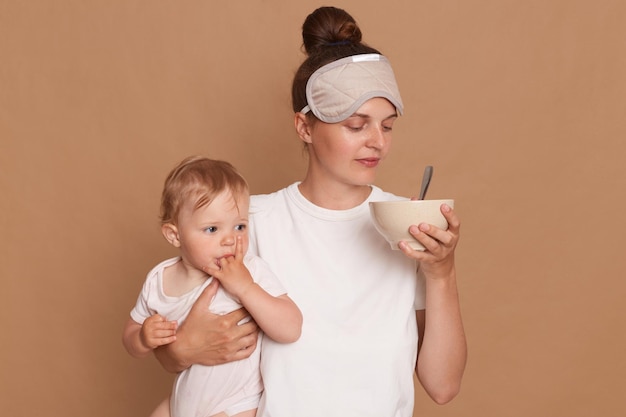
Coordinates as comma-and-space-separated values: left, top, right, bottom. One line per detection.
300, 54, 404, 123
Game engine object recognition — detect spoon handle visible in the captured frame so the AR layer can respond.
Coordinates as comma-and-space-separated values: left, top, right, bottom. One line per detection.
418, 165, 433, 200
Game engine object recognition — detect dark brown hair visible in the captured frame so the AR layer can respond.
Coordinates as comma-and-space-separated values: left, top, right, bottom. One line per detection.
291, 6, 382, 114
160, 156, 249, 225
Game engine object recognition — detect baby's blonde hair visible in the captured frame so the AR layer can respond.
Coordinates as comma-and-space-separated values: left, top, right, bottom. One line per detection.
160, 156, 249, 225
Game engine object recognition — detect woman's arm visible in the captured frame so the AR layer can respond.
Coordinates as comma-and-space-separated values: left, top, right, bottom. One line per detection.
414, 273, 466, 404
400, 203, 467, 404
153, 279, 259, 373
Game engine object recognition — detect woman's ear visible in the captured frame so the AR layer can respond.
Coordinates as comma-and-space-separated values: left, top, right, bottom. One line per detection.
294, 112, 313, 144
161, 223, 181, 248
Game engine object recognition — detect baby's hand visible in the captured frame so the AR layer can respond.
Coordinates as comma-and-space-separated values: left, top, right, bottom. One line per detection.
140, 314, 177, 350
203, 236, 255, 299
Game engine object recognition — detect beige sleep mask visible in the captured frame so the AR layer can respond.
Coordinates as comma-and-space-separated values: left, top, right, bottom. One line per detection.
300, 54, 404, 123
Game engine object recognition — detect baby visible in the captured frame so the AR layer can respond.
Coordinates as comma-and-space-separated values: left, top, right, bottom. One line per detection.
122, 156, 302, 417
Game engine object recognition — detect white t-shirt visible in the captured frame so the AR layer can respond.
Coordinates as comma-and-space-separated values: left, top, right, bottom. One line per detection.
249, 183, 425, 417
130, 255, 286, 417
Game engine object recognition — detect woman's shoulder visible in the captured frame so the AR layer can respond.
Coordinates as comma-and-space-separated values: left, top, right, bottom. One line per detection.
250, 183, 297, 213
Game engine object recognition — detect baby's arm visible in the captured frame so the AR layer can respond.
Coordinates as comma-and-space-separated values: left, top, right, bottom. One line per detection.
248, 293, 301, 343
233, 286, 302, 343
122, 314, 178, 358
205, 236, 302, 343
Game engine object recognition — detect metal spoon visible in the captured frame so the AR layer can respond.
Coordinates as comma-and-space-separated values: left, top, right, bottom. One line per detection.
417, 165, 433, 200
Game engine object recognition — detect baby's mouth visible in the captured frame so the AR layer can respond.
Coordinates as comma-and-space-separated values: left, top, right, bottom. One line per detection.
215, 254, 234, 268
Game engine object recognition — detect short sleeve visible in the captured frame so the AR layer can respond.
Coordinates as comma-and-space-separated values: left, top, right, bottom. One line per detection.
129, 278, 155, 324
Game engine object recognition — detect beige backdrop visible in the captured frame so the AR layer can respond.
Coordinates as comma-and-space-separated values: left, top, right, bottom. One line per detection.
1, 1, 625, 416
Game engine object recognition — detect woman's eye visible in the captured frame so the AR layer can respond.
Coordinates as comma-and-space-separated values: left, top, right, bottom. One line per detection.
382, 124, 393, 132
204, 226, 218, 233
235, 224, 247, 232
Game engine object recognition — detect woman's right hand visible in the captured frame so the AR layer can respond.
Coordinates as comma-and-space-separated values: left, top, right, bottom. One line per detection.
154, 279, 259, 373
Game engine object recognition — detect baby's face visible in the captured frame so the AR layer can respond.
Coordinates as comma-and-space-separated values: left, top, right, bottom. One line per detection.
175, 190, 250, 270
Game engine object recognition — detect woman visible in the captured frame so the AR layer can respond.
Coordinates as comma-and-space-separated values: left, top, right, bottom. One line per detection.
156, 6, 466, 417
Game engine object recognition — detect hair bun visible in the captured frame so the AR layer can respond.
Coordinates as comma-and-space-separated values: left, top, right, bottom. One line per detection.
301, 6, 363, 56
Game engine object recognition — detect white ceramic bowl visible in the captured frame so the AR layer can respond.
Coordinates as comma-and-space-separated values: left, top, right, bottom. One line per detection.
369, 199, 454, 250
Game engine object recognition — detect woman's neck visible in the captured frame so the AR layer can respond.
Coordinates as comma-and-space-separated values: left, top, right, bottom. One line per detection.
298, 176, 372, 210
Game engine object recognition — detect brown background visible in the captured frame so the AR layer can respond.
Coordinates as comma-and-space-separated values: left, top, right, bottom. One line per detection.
1, 1, 625, 416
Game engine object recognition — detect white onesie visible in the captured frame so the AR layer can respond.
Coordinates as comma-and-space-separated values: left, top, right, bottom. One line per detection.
130, 254, 286, 417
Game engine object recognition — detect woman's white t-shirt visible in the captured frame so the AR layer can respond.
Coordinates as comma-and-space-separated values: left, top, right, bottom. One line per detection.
249, 183, 425, 417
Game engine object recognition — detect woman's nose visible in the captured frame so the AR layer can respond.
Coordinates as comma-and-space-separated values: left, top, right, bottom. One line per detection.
366, 126, 386, 149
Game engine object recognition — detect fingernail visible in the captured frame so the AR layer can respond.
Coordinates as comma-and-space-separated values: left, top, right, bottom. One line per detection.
419, 223, 430, 232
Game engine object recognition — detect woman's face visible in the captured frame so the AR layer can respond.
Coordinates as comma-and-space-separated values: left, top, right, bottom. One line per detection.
307, 97, 398, 187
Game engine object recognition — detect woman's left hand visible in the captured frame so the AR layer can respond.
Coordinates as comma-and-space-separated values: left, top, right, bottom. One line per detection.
398, 203, 460, 277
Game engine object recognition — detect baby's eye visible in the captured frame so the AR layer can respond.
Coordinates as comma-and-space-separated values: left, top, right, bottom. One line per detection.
204, 226, 218, 234
235, 224, 247, 232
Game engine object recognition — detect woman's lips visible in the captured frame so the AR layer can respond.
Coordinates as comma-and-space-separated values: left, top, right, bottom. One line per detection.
357, 157, 380, 168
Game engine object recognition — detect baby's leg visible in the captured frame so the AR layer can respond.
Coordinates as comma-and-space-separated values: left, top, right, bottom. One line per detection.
210, 409, 256, 417
231, 409, 256, 417
149, 397, 170, 417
